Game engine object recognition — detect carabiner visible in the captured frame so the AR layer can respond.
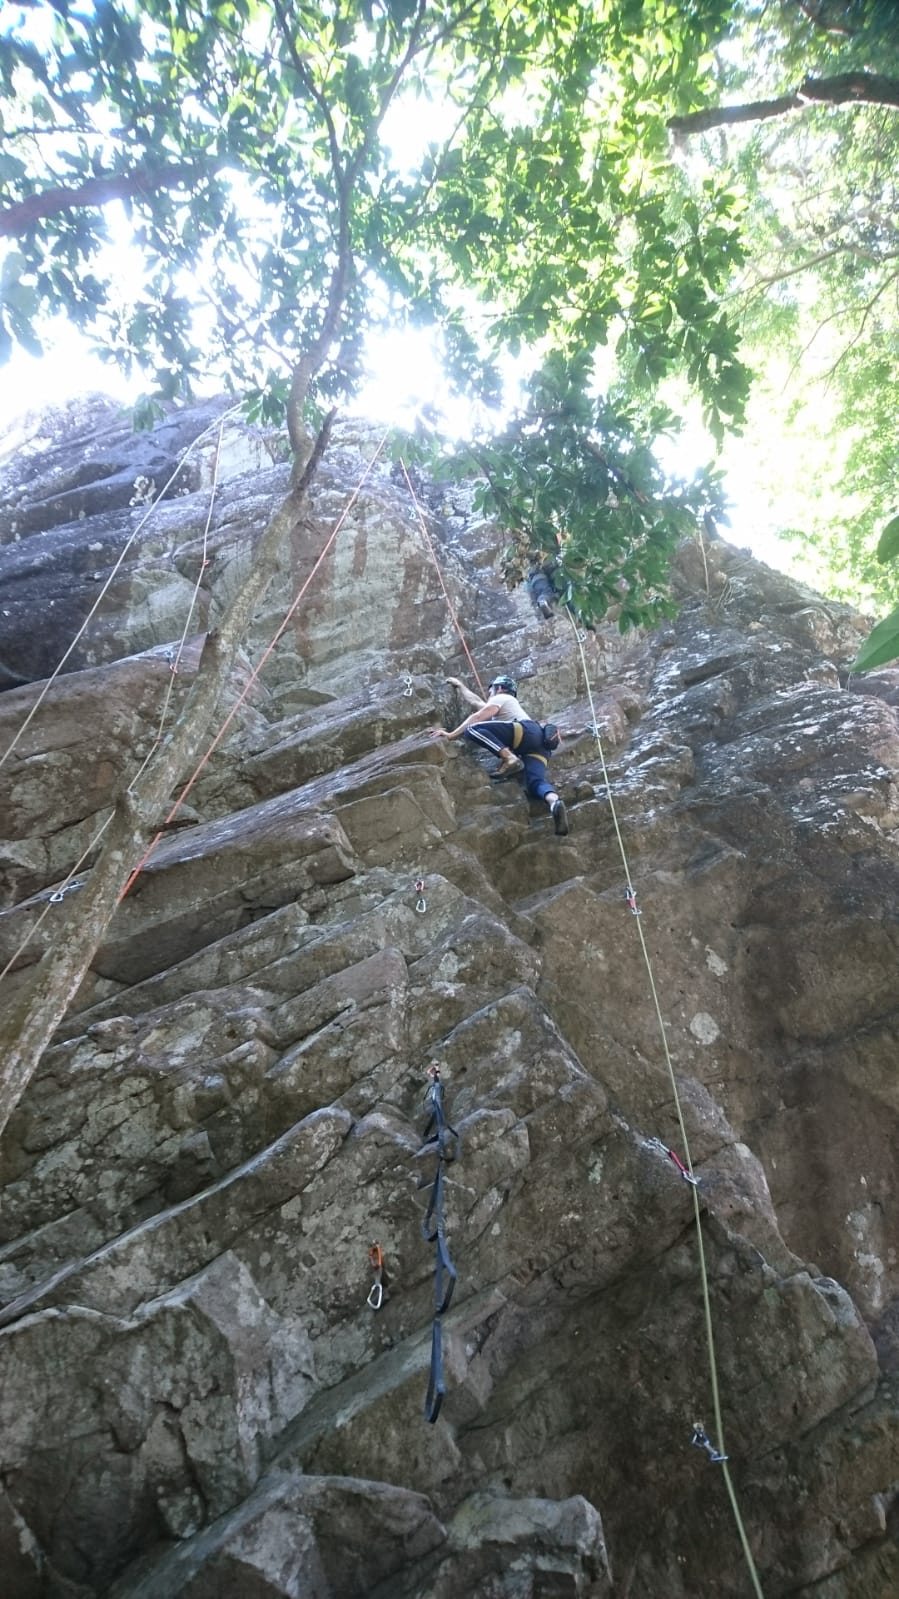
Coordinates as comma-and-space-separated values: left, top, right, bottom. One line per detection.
367, 1242, 384, 1310
49, 879, 83, 904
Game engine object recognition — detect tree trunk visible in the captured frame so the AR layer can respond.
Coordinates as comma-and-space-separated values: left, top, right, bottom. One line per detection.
0, 485, 306, 1140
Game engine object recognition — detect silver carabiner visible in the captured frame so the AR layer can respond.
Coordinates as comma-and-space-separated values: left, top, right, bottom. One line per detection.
367, 1281, 384, 1311
402, 673, 414, 698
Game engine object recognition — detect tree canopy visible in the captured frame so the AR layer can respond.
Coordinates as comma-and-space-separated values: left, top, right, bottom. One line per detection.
668, 0, 899, 611
2, 0, 898, 625
0, 0, 748, 625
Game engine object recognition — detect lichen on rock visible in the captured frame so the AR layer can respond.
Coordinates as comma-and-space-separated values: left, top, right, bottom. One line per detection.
1, 397, 899, 1596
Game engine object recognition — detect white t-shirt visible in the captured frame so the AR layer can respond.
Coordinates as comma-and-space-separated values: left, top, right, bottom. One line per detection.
487, 691, 530, 721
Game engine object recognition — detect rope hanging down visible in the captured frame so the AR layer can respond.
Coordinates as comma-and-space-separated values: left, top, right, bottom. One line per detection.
418, 1063, 460, 1423
118, 429, 390, 901
0, 416, 227, 997
0, 417, 226, 996
399, 459, 486, 698
0, 403, 243, 777
567, 613, 765, 1599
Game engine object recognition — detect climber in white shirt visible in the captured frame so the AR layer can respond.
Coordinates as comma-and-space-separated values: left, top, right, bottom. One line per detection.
431, 671, 569, 835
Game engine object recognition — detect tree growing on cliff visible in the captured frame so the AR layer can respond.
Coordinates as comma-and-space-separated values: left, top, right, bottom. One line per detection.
0, 0, 748, 1131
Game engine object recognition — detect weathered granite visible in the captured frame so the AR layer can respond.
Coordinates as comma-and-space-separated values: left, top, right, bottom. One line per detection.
1, 396, 898, 1597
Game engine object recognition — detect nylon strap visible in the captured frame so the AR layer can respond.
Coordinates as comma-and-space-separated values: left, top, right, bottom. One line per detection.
419, 1074, 460, 1422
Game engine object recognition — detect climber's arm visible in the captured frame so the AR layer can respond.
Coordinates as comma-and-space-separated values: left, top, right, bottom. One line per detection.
445, 676, 486, 710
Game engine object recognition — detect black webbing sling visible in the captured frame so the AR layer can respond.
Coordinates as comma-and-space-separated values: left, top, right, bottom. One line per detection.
419, 1068, 460, 1423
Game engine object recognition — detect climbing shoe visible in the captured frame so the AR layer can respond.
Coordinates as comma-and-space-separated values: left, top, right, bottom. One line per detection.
538, 597, 554, 619
491, 754, 523, 779
551, 798, 569, 836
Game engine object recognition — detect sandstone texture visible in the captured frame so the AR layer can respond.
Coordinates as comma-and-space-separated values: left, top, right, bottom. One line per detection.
1, 396, 898, 1597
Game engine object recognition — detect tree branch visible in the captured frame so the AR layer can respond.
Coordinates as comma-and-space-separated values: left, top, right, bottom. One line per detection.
823, 265, 899, 380
792, 0, 856, 37
0, 162, 201, 239
800, 72, 899, 110
668, 72, 899, 137
738, 241, 899, 299
669, 95, 802, 134
273, 0, 478, 456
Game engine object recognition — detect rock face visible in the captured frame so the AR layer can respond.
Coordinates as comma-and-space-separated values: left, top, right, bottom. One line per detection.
1, 396, 899, 1597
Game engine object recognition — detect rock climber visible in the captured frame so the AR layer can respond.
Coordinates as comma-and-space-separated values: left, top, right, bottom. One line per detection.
432, 672, 570, 836
525, 559, 559, 620
525, 554, 596, 632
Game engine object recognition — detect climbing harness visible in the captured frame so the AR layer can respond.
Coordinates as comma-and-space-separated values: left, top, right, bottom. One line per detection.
567, 613, 765, 1599
646, 1136, 699, 1187
691, 1422, 728, 1465
367, 1242, 384, 1310
414, 877, 427, 914
418, 1063, 460, 1423
402, 673, 414, 698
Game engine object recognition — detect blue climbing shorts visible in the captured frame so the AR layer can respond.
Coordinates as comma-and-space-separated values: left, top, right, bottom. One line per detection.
463, 719, 555, 802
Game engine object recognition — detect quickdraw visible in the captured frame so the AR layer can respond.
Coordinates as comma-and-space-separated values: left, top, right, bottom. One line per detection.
419, 1063, 460, 1423
625, 885, 641, 916
414, 877, 427, 914
402, 673, 414, 698
367, 1241, 384, 1310
646, 1136, 699, 1187
691, 1421, 728, 1464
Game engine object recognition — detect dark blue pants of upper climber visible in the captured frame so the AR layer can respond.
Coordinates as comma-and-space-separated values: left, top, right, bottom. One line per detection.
463, 719, 555, 803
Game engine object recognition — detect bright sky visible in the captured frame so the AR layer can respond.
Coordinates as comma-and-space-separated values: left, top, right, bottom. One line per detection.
0, 0, 813, 582
0, 5, 813, 587
0, 308, 810, 586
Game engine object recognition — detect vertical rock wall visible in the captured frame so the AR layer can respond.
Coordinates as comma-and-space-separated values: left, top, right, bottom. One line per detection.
1, 398, 899, 1597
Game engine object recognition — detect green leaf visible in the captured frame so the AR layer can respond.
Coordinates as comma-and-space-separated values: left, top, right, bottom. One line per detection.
875, 515, 899, 565
850, 606, 899, 674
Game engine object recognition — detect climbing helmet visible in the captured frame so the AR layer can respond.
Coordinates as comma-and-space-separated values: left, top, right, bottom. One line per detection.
488, 674, 517, 696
